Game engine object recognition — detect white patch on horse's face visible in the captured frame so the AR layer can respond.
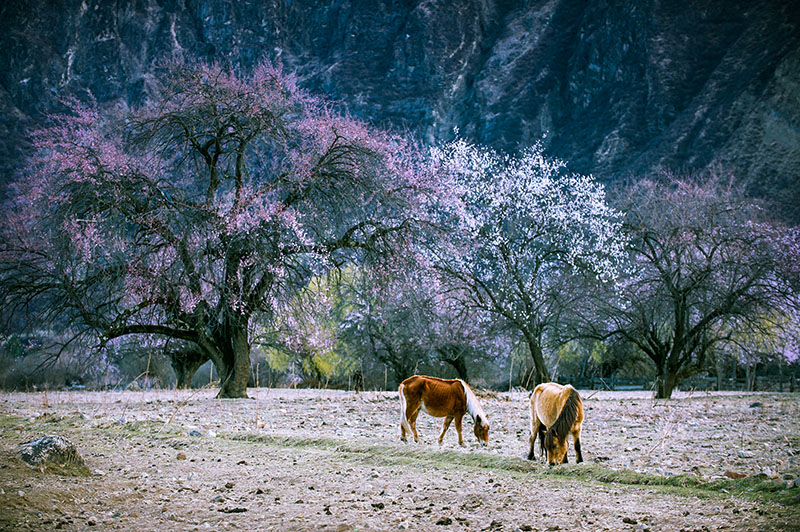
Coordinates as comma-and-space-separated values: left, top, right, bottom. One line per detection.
474, 420, 489, 446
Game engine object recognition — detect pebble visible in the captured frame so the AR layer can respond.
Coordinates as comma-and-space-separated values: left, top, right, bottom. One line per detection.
177, 452, 187, 460
188, 430, 202, 437
724, 471, 747, 479
795, 477, 800, 488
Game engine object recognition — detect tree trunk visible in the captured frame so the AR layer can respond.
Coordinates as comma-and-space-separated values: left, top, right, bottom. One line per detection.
443, 355, 469, 382
439, 346, 469, 382
654, 367, 678, 399
213, 314, 252, 399
169, 347, 209, 389
523, 332, 551, 388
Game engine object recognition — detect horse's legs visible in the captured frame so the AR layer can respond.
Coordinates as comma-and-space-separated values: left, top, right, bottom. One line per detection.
528, 416, 541, 460
454, 415, 465, 446
438, 416, 454, 445
409, 409, 421, 443
538, 424, 547, 460
573, 425, 583, 463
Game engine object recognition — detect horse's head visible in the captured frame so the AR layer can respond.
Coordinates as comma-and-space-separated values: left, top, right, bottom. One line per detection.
544, 430, 568, 466
473, 417, 489, 446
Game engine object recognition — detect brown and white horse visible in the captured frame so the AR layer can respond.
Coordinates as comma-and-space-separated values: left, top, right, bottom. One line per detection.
398, 375, 489, 446
527, 382, 584, 466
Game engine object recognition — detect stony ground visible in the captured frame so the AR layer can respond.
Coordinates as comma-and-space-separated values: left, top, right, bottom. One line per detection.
0, 388, 798, 531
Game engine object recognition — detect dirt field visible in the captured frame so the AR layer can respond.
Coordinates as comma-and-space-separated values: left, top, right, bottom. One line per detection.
0, 388, 798, 531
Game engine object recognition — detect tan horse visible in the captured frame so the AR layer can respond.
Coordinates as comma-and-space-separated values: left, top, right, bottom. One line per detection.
527, 382, 584, 466
398, 375, 489, 446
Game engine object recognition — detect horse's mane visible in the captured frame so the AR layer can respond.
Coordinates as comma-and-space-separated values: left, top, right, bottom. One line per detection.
458, 379, 488, 426
545, 386, 580, 448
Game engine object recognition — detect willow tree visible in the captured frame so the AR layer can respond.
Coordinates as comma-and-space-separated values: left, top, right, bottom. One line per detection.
0, 61, 437, 398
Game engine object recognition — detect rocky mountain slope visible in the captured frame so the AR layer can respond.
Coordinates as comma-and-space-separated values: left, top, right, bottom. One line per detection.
2, 0, 798, 219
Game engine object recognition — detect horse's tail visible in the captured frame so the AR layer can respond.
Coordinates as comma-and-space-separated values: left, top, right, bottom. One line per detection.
545, 386, 581, 450
398, 383, 412, 434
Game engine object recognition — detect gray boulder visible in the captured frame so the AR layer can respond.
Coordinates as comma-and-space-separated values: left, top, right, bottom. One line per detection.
15, 435, 87, 472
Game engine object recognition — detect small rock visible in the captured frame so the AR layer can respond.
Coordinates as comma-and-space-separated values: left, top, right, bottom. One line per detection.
188, 430, 202, 437
435, 517, 452, 526
93, 469, 105, 476
13, 424, 24, 431
794, 476, 800, 488
237, 460, 247, 465
749, 402, 763, 408
116, 417, 126, 425
219, 507, 247, 514
371, 502, 384, 510
87, 518, 97, 526
724, 471, 747, 480
623, 517, 638, 524
205, 430, 216, 438
224, 482, 235, 489
176, 452, 187, 461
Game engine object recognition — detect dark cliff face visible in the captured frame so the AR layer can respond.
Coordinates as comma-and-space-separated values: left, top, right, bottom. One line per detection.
2, 0, 799, 219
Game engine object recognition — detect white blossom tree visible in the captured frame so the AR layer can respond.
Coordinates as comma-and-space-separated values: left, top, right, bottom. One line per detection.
429, 139, 627, 385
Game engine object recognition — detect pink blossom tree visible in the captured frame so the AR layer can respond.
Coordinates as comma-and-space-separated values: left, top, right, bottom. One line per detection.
0, 61, 439, 398
587, 175, 800, 398
428, 139, 628, 386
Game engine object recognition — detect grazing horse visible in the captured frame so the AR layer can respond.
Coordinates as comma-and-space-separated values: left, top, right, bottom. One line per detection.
398, 375, 489, 446
527, 382, 584, 466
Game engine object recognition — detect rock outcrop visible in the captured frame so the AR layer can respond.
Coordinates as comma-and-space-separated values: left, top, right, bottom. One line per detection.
1, 0, 798, 219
